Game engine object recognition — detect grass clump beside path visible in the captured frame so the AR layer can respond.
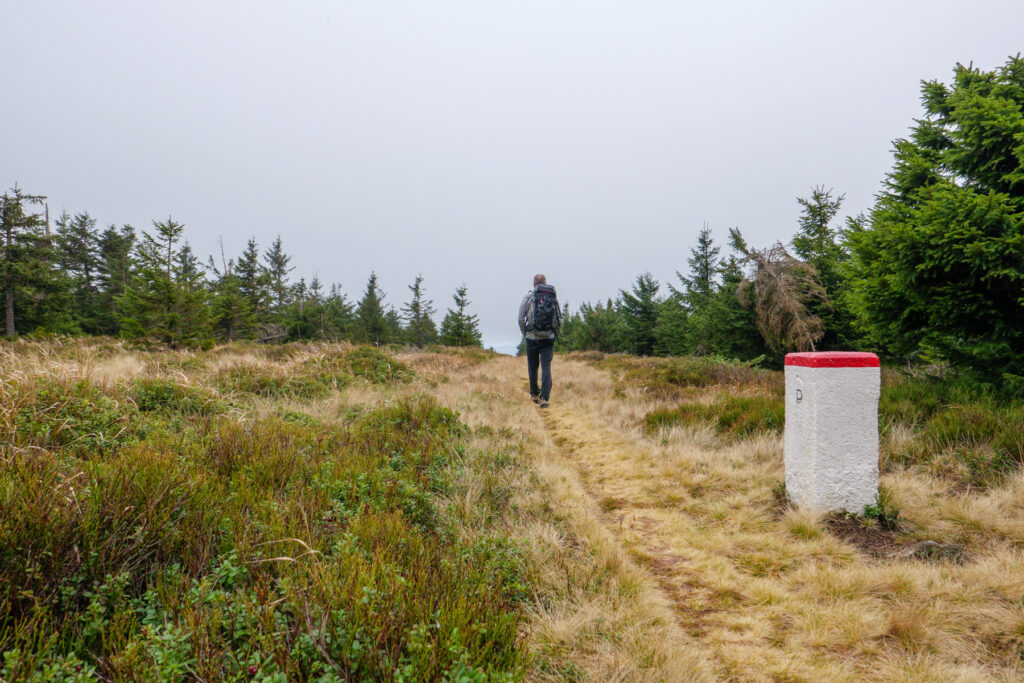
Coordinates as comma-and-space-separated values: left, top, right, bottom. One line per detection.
644, 394, 785, 440
589, 352, 782, 398
879, 371, 1024, 488
0, 341, 525, 681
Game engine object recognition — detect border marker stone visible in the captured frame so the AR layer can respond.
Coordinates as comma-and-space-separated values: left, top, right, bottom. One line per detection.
784, 351, 880, 513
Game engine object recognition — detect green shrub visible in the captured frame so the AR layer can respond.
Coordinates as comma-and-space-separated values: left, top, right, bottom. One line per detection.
302, 346, 414, 385
7, 379, 139, 457
131, 378, 226, 416
881, 373, 1024, 486
0, 385, 525, 679
601, 354, 781, 398
644, 394, 784, 440
344, 346, 413, 384
213, 365, 334, 399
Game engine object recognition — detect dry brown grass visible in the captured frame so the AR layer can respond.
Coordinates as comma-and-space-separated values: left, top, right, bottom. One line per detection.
432, 357, 715, 681
6, 340, 1022, 680
498, 356, 1024, 681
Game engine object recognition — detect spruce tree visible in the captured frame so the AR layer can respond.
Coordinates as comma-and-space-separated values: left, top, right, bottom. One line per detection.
1, 187, 73, 336
438, 284, 482, 347
96, 224, 136, 335
207, 244, 253, 342
676, 224, 720, 310
54, 211, 101, 332
326, 283, 356, 339
791, 187, 857, 348
619, 273, 661, 356
210, 270, 252, 342
175, 243, 210, 346
356, 272, 391, 345
236, 237, 269, 320
695, 256, 766, 360
263, 235, 294, 313
581, 299, 625, 352
307, 275, 328, 339
849, 57, 1024, 384
655, 296, 689, 356
118, 217, 209, 347
401, 274, 438, 347
555, 303, 584, 350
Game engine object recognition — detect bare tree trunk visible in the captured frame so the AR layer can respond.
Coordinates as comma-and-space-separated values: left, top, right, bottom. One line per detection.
4, 221, 12, 337
5, 281, 14, 337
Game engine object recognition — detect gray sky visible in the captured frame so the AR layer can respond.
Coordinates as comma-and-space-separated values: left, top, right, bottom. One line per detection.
4, 1, 1022, 353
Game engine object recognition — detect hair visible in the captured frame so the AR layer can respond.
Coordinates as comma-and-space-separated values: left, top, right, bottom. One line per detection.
533, 273, 546, 286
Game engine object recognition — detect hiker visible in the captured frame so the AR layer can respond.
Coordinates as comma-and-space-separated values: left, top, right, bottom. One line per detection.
518, 274, 562, 408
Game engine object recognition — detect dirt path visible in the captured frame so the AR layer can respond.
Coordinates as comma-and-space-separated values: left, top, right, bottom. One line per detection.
436, 355, 1024, 682
541, 405, 730, 637
510, 357, 802, 680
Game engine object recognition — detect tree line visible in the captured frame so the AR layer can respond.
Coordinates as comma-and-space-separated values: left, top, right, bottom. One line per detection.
3, 56, 1021, 389
552, 186, 855, 365
553, 56, 1024, 391
0, 198, 482, 348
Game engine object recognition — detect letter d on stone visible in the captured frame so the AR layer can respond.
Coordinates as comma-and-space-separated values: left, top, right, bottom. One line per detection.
784, 352, 880, 514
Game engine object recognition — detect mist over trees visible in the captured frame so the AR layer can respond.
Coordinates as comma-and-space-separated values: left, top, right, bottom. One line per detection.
3, 56, 1021, 390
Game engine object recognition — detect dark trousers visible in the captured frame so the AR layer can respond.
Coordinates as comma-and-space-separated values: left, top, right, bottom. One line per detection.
526, 338, 555, 401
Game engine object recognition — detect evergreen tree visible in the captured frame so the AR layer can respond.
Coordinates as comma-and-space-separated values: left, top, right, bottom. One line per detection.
95, 224, 136, 335
207, 244, 253, 342
385, 308, 404, 342
356, 272, 391, 344
665, 226, 720, 355
674, 224, 720, 310
619, 273, 661, 356
263, 235, 294, 313
236, 237, 269, 319
210, 270, 252, 342
849, 57, 1024, 385
54, 211, 101, 332
175, 243, 210, 346
401, 274, 438, 347
582, 299, 626, 352
438, 284, 482, 347
283, 277, 317, 340
655, 295, 689, 356
792, 187, 844, 271
555, 303, 584, 350
693, 256, 767, 361
791, 187, 857, 348
307, 275, 329, 339
1, 187, 73, 336
325, 283, 356, 339
118, 217, 209, 347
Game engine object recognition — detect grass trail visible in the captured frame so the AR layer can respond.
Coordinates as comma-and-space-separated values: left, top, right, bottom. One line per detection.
465, 355, 1024, 682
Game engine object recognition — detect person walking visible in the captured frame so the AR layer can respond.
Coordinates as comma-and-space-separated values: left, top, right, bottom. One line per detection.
518, 274, 562, 408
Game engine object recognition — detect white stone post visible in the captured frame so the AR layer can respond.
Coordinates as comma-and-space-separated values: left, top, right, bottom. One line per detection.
783, 352, 880, 514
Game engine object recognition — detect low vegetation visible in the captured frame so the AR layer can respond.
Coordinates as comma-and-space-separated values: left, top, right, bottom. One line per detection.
3, 340, 1024, 680
0, 340, 523, 681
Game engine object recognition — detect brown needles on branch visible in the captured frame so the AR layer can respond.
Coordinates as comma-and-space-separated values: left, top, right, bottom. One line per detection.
729, 227, 829, 353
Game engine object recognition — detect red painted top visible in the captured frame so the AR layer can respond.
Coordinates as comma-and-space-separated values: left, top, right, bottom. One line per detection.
784, 351, 880, 368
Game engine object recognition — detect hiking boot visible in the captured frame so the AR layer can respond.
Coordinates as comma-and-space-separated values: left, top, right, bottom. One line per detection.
539, 400, 549, 409
531, 395, 540, 404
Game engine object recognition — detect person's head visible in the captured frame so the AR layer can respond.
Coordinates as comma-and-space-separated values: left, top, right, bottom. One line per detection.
533, 274, 546, 287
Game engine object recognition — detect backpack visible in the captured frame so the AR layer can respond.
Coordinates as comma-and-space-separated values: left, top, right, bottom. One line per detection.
527, 284, 559, 338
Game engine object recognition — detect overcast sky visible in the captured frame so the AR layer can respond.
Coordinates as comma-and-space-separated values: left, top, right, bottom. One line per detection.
4, 2, 1022, 352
